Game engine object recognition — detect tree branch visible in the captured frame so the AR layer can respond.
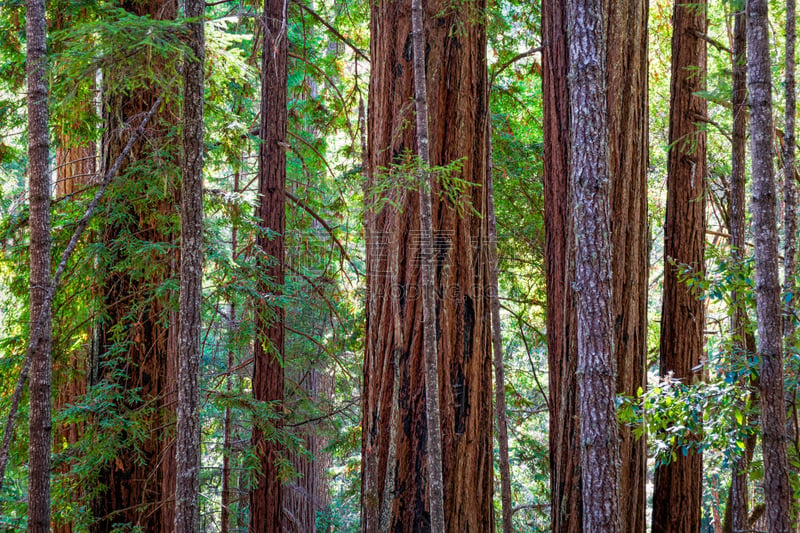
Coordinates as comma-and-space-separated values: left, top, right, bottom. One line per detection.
290, 0, 369, 62
0, 92, 165, 498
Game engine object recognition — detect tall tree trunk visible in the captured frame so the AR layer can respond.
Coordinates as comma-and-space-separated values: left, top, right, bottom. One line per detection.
747, 0, 794, 529
724, 5, 753, 531
486, 125, 513, 533
652, 1, 706, 531
542, 0, 648, 529
174, 0, 204, 528
249, 0, 287, 527
606, 2, 649, 531
26, 0, 53, 528
782, 0, 799, 523
360, 0, 493, 528
221, 168, 239, 533
567, 0, 620, 530
91, 1, 178, 530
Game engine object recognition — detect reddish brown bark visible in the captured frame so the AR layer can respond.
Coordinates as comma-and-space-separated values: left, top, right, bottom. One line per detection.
542, 0, 648, 530
250, 0, 287, 528
90, 1, 178, 530
652, 1, 707, 531
52, 139, 94, 533
360, 0, 492, 529
283, 370, 332, 532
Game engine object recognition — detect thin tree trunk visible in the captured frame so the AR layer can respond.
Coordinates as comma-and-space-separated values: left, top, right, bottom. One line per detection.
486, 125, 513, 533
26, 0, 53, 528
652, 1, 706, 530
221, 167, 239, 533
409, 0, 446, 529
782, 0, 799, 524
250, 0, 288, 527
174, 0, 205, 528
567, 0, 620, 530
220, 321, 233, 533
747, 0, 793, 529
724, 5, 752, 531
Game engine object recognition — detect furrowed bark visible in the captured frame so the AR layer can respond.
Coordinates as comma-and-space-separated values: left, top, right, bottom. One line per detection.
250, 0, 288, 528
747, 0, 793, 529
653, 0, 706, 530
26, 0, 54, 528
174, 0, 205, 528
360, 0, 492, 528
566, 0, 621, 529
543, 0, 647, 529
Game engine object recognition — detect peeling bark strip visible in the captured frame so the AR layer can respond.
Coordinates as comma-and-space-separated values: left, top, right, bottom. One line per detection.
174, 0, 205, 528
566, 0, 621, 530
543, 0, 647, 529
409, 0, 446, 527
26, 0, 53, 528
653, 0, 706, 530
360, 0, 493, 528
250, 0, 287, 528
747, 0, 794, 530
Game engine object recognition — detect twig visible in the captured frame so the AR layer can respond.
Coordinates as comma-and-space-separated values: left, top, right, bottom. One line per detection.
689, 28, 733, 55
490, 46, 543, 85
285, 190, 362, 276
290, 0, 369, 62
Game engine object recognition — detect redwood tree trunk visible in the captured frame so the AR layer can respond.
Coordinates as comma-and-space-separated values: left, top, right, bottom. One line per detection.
652, 1, 707, 531
542, 0, 647, 530
250, 0, 287, 528
283, 370, 332, 533
27, 0, 54, 528
52, 133, 95, 533
747, 0, 793, 529
91, 1, 178, 530
606, 3, 649, 531
360, 0, 493, 528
